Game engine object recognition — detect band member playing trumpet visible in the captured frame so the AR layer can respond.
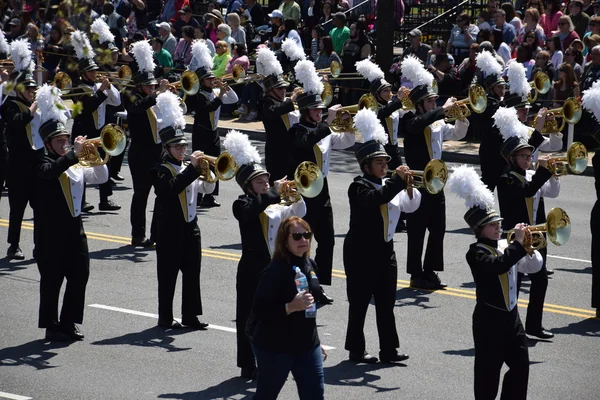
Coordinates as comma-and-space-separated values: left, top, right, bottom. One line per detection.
447, 165, 542, 400
289, 60, 355, 295
344, 109, 421, 364
226, 130, 306, 380
402, 83, 468, 289
495, 106, 560, 340
152, 92, 216, 330
189, 40, 238, 208
0, 39, 39, 260
70, 30, 121, 212
35, 85, 109, 341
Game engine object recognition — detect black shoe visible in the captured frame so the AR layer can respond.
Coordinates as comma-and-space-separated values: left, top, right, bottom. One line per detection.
240, 366, 257, 380
546, 269, 554, 276
200, 195, 220, 208
83, 202, 95, 213
98, 200, 121, 211
596, 308, 600, 318
380, 351, 410, 363
425, 271, 447, 289
181, 317, 209, 330
526, 328, 554, 339
395, 220, 407, 233
110, 178, 117, 186
7, 245, 24, 260
349, 351, 379, 364
409, 277, 436, 290
60, 323, 85, 340
45, 328, 72, 342
131, 237, 154, 247
112, 173, 124, 181
158, 319, 183, 329
317, 290, 334, 305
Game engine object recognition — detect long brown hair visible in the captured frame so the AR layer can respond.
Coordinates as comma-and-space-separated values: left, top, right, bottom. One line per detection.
555, 63, 577, 88
272, 216, 312, 263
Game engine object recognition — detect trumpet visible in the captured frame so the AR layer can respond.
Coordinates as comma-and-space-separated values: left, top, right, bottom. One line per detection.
330, 93, 378, 133
315, 60, 342, 79
171, 70, 200, 96
401, 159, 448, 195
506, 207, 571, 250
53, 71, 73, 94
294, 81, 335, 109
444, 84, 487, 122
95, 65, 133, 82
280, 161, 324, 205
545, 141, 588, 176
65, 124, 127, 167
532, 97, 582, 133
401, 80, 439, 110
528, 71, 551, 102
189, 152, 238, 183
218, 65, 247, 84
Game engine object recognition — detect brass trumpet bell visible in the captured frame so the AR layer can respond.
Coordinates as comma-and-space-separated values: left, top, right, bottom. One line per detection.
54, 71, 73, 94
322, 81, 334, 107
77, 123, 126, 167
280, 161, 324, 205
174, 70, 200, 96
506, 207, 571, 250
546, 141, 588, 176
196, 152, 238, 183
406, 159, 448, 194
316, 60, 342, 79
444, 84, 487, 122
528, 71, 551, 102
330, 94, 378, 132
532, 97, 582, 133
219, 65, 246, 83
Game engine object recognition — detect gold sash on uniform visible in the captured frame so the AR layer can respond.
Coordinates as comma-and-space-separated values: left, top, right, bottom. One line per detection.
379, 204, 390, 241
146, 108, 158, 143
313, 145, 323, 170
58, 172, 76, 217
281, 114, 291, 130
509, 171, 534, 224
424, 126, 433, 160
386, 117, 394, 145
259, 212, 270, 254
477, 243, 511, 310
199, 91, 216, 130
14, 101, 34, 148
163, 163, 190, 222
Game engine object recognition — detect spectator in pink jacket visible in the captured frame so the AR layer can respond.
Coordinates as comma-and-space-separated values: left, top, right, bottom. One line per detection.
225, 43, 250, 74
540, 0, 563, 37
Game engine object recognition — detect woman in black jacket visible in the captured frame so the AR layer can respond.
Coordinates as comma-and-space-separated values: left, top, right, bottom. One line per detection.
248, 216, 325, 400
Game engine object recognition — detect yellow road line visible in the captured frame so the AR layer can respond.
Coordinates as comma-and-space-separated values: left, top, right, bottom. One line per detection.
2, 221, 597, 319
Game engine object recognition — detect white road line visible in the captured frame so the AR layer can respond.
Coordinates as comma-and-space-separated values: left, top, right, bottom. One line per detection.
88, 304, 336, 350
548, 255, 592, 263
0, 392, 32, 400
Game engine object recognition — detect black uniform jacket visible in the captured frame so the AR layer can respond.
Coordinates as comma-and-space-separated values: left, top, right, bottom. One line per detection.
261, 96, 295, 180
497, 165, 553, 231
193, 90, 223, 154
466, 238, 527, 311
71, 80, 108, 139
402, 107, 445, 170
378, 97, 402, 143
123, 89, 160, 148
249, 255, 321, 354
479, 96, 505, 167
0, 96, 35, 153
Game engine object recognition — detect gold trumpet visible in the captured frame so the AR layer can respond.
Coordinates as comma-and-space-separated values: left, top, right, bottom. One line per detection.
528, 71, 551, 102
95, 65, 133, 82
402, 159, 448, 195
545, 141, 588, 176
280, 161, 324, 205
67, 124, 127, 167
506, 207, 571, 250
330, 93, 378, 133
53, 71, 73, 94
532, 97, 582, 133
444, 84, 487, 122
172, 70, 200, 96
401, 80, 439, 110
316, 60, 342, 79
192, 152, 238, 183
218, 65, 247, 84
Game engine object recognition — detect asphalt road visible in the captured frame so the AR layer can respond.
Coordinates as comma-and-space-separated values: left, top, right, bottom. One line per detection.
0, 141, 599, 400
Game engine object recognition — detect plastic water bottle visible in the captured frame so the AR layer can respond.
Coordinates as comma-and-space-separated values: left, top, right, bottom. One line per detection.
295, 267, 316, 318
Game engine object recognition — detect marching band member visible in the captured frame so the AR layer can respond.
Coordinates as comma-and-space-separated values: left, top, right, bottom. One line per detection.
189, 40, 238, 208
447, 165, 542, 400
70, 30, 121, 212
344, 109, 421, 364
402, 81, 468, 290
34, 85, 109, 341
0, 32, 8, 202
289, 60, 355, 294
152, 91, 216, 330
495, 107, 560, 340
124, 40, 166, 247
256, 47, 301, 184
0, 39, 39, 260
227, 130, 307, 380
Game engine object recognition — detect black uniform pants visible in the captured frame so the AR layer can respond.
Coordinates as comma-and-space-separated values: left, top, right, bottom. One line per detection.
0, 128, 7, 202
344, 249, 400, 354
37, 242, 90, 328
156, 223, 203, 321
303, 194, 335, 286
518, 246, 548, 332
129, 146, 161, 239
480, 161, 505, 193
406, 190, 446, 275
592, 200, 600, 308
6, 156, 36, 246
473, 303, 529, 400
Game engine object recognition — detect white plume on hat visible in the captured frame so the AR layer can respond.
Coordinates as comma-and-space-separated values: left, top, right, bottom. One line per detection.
0, 31, 9, 55
8, 38, 33, 72
356, 59, 384, 83
90, 18, 115, 45
493, 106, 530, 142
36, 84, 68, 125
223, 130, 261, 166
400, 55, 433, 87
281, 39, 306, 62
354, 108, 388, 144
156, 91, 186, 131
294, 60, 323, 95
447, 165, 495, 210
131, 40, 156, 73
187, 40, 213, 72
582, 80, 600, 121
507, 62, 530, 100
71, 30, 96, 60
255, 47, 283, 77
475, 50, 502, 77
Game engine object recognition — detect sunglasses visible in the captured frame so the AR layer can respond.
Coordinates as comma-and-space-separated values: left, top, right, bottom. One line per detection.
290, 232, 313, 241
526, 35, 535, 39
559, 22, 568, 25
514, 154, 533, 160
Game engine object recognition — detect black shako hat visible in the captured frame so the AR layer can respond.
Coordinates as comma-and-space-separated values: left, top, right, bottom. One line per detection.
355, 140, 390, 165
503, 92, 531, 109
159, 126, 187, 145
296, 92, 326, 111
133, 71, 158, 85
408, 84, 438, 106
369, 77, 391, 96
500, 136, 534, 163
483, 73, 506, 92
235, 163, 270, 190
78, 57, 99, 72
195, 67, 215, 81
39, 119, 70, 142
263, 74, 289, 91
15, 70, 38, 88
464, 206, 503, 230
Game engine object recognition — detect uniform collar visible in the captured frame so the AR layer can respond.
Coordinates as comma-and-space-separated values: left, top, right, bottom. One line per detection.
363, 174, 383, 185
477, 237, 498, 248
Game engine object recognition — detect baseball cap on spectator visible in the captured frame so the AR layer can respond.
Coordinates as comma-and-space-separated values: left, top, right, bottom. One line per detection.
268, 10, 284, 19
409, 28, 422, 37
156, 22, 171, 32
333, 12, 346, 21
179, 5, 192, 14
8, 18, 21, 26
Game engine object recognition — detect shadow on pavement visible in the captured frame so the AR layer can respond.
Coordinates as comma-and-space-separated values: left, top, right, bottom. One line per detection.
446, 227, 475, 235
0, 257, 36, 276
395, 287, 437, 309
91, 326, 192, 352
553, 266, 592, 275
158, 377, 255, 399
0, 339, 71, 370
324, 360, 403, 393
89, 245, 154, 263
549, 317, 600, 337
209, 243, 242, 251
443, 348, 475, 357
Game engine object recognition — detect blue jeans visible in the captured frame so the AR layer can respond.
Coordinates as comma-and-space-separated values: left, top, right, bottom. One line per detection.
252, 344, 324, 400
